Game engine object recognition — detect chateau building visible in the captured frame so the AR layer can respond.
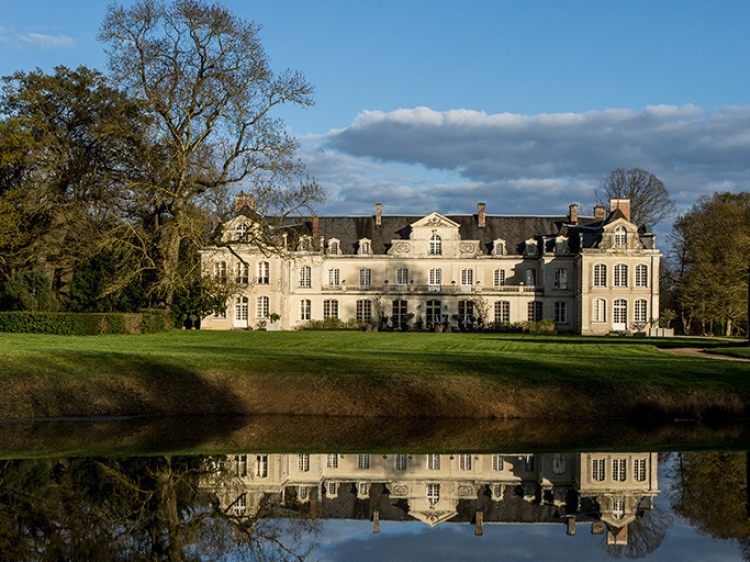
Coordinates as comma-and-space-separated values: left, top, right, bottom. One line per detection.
199, 196, 660, 335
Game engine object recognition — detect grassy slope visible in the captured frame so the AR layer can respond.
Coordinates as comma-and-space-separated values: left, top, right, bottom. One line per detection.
0, 330, 748, 420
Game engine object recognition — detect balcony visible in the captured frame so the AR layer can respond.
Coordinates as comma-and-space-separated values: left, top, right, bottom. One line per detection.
318, 283, 540, 294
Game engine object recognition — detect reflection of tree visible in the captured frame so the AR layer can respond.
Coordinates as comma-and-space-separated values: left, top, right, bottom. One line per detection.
0, 456, 319, 561
667, 451, 750, 543
598, 504, 672, 559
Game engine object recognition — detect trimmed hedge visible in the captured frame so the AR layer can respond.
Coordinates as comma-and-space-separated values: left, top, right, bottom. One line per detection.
0, 311, 171, 335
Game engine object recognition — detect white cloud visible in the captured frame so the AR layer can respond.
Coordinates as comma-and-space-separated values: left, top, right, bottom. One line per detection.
19, 32, 75, 49
303, 105, 750, 224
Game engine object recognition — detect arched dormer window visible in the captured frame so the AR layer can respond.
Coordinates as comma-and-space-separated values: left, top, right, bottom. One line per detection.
234, 223, 248, 240
614, 226, 627, 247
328, 239, 339, 255
429, 234, 442, 255
359, 239, 371, 255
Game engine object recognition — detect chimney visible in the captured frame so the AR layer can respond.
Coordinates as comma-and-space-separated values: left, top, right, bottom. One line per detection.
475, 511, 483, 536
610, 198, 631, 222
235, 191, 255, 213
312, 215, 319, 237
569, 204, 578, 224
478, 203, 486, 228
594, 205, 607, 220
376, 202, 382, 226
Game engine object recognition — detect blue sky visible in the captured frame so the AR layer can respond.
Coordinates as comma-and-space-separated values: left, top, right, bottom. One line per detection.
2, 0, 750, 230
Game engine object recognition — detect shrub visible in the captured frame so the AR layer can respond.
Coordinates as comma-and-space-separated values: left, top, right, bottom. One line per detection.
0, 311, 171, 335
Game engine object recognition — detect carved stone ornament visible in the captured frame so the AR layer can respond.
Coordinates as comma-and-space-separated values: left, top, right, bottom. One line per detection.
393, 242, 411, 254
459, 242, 477, 255
425, 217, 446, 226
458, 485, 474, 497
391, 484, 409, 496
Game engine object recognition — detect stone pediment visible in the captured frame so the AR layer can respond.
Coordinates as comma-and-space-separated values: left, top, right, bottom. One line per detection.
410, 509, 458, 528
410, 212, 460, 229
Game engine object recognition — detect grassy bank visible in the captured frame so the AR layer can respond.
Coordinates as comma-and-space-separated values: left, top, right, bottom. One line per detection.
1, 330, 748, 420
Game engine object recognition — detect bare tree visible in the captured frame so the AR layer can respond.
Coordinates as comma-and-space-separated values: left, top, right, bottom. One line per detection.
99, 0, 324, 306
597, 168, 674, 226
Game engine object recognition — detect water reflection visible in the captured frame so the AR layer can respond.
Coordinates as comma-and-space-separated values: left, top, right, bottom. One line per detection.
2, 450, 750, 560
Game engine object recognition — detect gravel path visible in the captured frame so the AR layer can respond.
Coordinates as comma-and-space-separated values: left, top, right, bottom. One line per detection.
662, 347, 750, 362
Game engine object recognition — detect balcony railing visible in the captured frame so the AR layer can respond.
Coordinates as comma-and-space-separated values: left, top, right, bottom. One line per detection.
318, 283, 540, 294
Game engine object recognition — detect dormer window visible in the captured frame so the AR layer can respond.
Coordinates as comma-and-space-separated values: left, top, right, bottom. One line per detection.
429, 234, 442, 255
524, 240, 538, 258
234, 223, 248, 240
359, 239, 371, 255
555, 237, 570, 256
614, 226, 627, 247
328, 239, 339, 255
493, 240, 506, 256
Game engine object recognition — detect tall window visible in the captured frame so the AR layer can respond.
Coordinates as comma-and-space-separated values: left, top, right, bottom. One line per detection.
528, 301, 542, 322
235, 223, 247, 240
396, 268, 409, 285
256, 296, 269, 319
235, 296, 248, 322
359, 240, 371, 255
554, 268, 568, 289
427, 483, 440, 505
323, 299, 338, 319
614, 226, 628, 247
328, 268, 340, 286
593, 264, 607, 287
594, 298, 607, 323
299, 266, 311, 288
613, 498, 625, 520
359, 268, 372, 287
554, 301, 567, 324
234, 454, 247, 476
214, 261, 227, 283
459, 454, 472, 471
356, 300, 372, 322
298, 454, 310, 472
592, 458, 605, 481
525, 269, 537, 286
524, 455, 535, 471
493, 269, 506, 286
634, 459, 647, 482
635, 264, 648, 287
256, 455, 268, 478
495, 301, 510, 323
427, 454, 441, 471
357, 454, 370, 470
492, 455, 505, 471
300, 299, 311, 321
553, 453, 567, 474
634, 299, 648, 324
426, 300, 442, 326
236, 262, 249, 284
328, 240, 339, 255
394, 454, 408, 471
458, 300, 474, 320
460, 268, 474, 287
326, 453, 339, 469
613, 458, 627, 482
428, 268, 442, 287
257, 261, 270, 284
614, 264, 628, 287
429, 234, 442, 255
392, 300, 408, 327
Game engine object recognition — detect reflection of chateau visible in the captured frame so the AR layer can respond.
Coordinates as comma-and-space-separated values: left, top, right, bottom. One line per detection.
209, 452, 659, 544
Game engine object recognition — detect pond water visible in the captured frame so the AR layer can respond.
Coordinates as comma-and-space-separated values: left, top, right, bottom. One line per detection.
1, 418, 749, 561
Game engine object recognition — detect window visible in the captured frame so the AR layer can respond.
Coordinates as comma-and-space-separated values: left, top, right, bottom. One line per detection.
492, 483, 503, 497
236, 262, 249, 284
553, 453, 567, 474
493, 269, 506, 286
613, 299, 628, 326
635, 264, 648, 287
495, 241, 505, 256
396, 268, 409, 285
234, 454, 247, 476
459, 454, 472, 471
358, 482, 370, 496
634, 459, 647, 482
525, 269, 537, 286
357, 454, 371, 470
554, 268, 568, 289
593, 264, 607, 287
257, 261, 269, 284
328, 240, 339, 255
635, 299, 648, 324
427, 483, 440, 505
392, 300, 408, 327
528, 301, 542, 322
235, 223, 247, 240
460, 268, 474, 286
429, 234, 442, 255
299, 266, 311, 288
554, 301, 567, 324
356, 300, 372, 322
328, 268, 340, 286
214, 261, 227, 283
359, 240, 371, 255
426, 300, 442, 326
458, 301, 474, 320
428, 268, 442, 288
613, 458, 627, 482
427, 454, 441, 471
256, 455, 268, 478
323, 299, 338, 319
326, 482, 338, 496
614, 226, 627, 247
613, 498, 625, 520
394, 454, 408, 471
256, 296, 269, 319
233, 493, 247, 515
300, 299, 311, 321
592, 458, 605, 481
326, 453, 339, 469
359, 268, 372, 287
298, 486, 309, 499
492, 455, 505, 471
614, 264, 628, 287
235, 297, 248, 322
594, 298, 607, 323
524, 455, 535, 471
298, 454, 310, 472
495, 301, 510, 323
